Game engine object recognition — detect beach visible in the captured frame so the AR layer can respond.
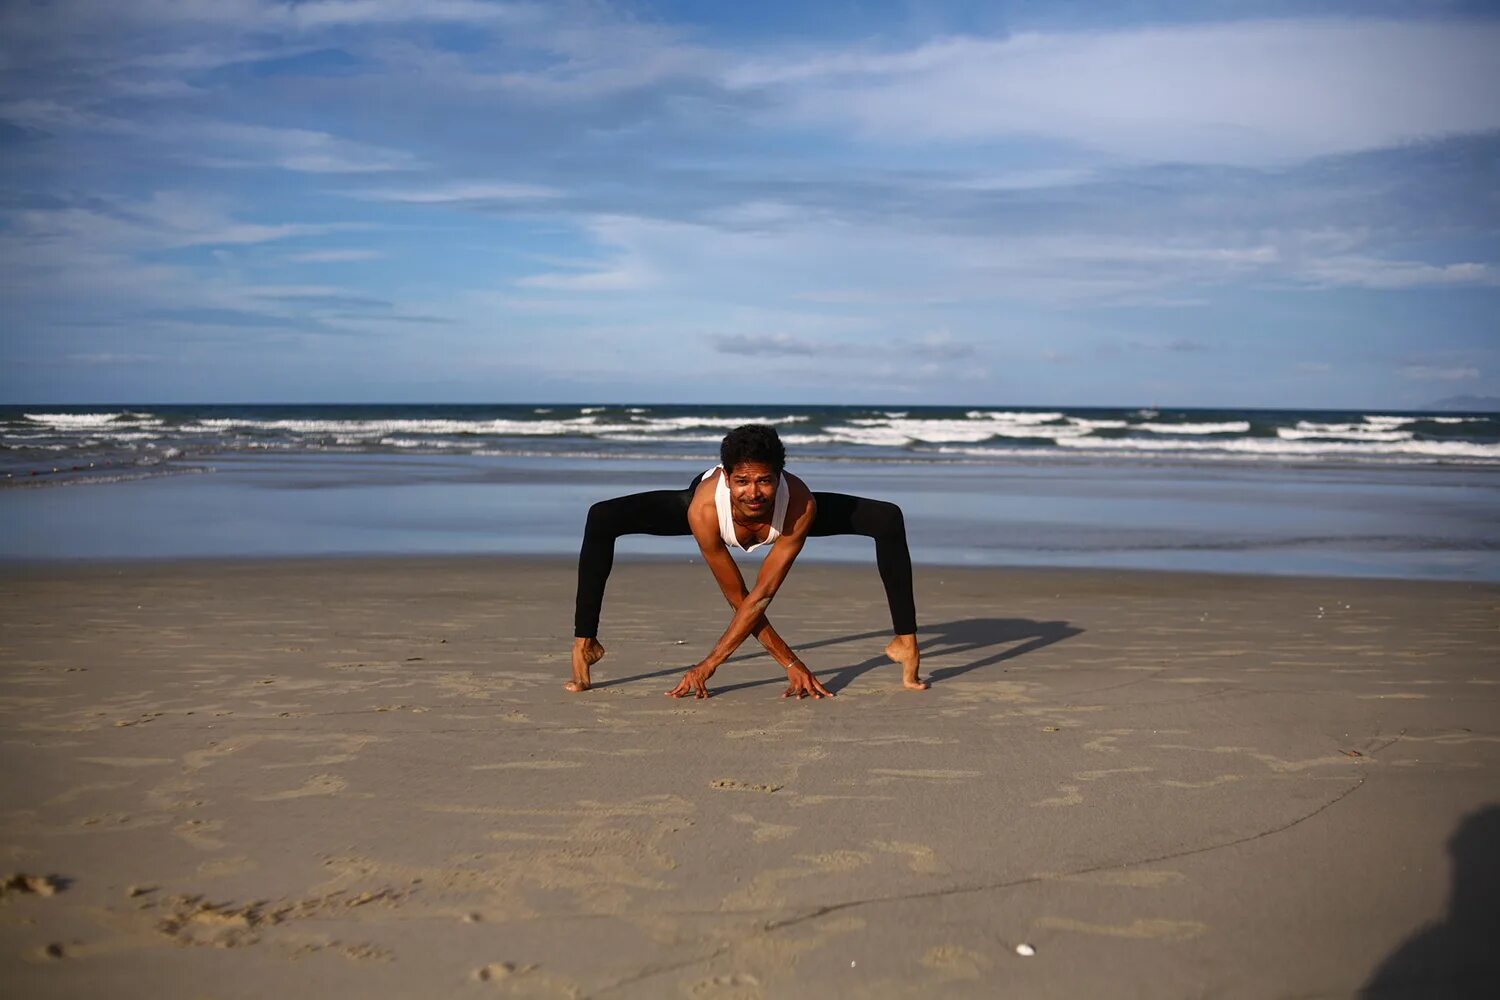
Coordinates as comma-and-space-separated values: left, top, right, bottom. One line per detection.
2, 557, 1496, 998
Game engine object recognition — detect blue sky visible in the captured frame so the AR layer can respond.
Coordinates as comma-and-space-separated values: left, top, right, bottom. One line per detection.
2, 0, 1497, 407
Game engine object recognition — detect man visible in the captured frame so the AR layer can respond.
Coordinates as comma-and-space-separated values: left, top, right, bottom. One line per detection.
569, 424, 925, 698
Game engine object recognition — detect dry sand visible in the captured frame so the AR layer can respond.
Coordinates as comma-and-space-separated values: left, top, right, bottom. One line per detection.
0, 557, 1496, 998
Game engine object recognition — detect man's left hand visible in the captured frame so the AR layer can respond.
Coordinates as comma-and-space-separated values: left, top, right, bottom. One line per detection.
782, 661, 833, 699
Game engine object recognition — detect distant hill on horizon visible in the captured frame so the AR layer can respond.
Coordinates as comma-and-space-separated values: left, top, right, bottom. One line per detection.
1425, 394, 1500, 412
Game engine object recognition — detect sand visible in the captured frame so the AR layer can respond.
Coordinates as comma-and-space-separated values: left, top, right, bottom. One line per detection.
0, 556, 1496, 998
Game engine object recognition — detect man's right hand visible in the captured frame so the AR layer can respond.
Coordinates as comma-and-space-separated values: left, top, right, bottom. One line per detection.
782, 661, 833, 699
667, 662, 718, 699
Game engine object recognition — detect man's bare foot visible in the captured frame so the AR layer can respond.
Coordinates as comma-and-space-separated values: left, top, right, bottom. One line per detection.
567, 637, 605, 692
884, 634, 928, 690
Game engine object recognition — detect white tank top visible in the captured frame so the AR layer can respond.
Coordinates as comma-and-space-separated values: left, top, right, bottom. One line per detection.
707, 465, 789, 553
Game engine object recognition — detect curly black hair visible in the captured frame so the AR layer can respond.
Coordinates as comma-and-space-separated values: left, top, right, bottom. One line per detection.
720, 424, 786, 475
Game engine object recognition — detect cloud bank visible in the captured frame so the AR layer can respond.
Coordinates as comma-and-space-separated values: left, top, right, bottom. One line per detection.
1, 2, 1496, 405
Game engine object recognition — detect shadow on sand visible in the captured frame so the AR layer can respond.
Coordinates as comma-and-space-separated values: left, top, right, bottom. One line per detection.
591, 617, 1082, 695
1361, 803, 1500, 997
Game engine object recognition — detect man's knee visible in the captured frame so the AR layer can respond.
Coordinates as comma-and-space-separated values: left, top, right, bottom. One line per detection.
870, 500, 905, 536
585, 499, 620, 535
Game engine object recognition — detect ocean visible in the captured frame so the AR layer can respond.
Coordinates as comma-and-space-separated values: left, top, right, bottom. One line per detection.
2, 403, 1497, 580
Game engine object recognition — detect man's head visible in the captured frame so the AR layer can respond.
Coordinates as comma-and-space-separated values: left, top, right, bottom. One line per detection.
720, 424, 785, 477
719, 424, 785, 520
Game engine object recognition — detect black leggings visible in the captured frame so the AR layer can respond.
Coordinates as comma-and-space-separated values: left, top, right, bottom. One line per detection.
574, 473, 917, 638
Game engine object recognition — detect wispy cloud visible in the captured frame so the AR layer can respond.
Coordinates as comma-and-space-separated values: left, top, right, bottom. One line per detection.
1300, 257, 1496, 290
65, 352, 159, 365
191, 121, 422, 173
714, 329, 981, 364
1400, 364, 1480, 381
914, 331, 978, 360
284, 1, 533, 30
0, 191, 390, 345
714, 333, 843, 357
354, 181, 559, 203
8, 192, 357, 251
286, 249, 384, 263
3, 3, 1497, 405
730, 20, 1500, 165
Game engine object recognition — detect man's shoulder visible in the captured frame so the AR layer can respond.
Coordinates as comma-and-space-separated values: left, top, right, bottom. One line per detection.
782, 472, 816, 528
688, 473, 719, 520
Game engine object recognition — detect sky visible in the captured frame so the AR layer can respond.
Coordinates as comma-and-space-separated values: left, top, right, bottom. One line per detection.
1, 0, 1497, 408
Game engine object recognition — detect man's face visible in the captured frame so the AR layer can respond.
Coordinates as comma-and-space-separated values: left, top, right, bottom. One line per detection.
727, 461, 778, 519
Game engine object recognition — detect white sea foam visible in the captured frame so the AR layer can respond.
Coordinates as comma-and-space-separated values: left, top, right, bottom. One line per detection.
1067, 418, 1129, 430
820, 426, 919, 447
8, 406, 1493, 473
1279, 427, 1413, 442
1052, 435, 1500, 461
193, 417, 615, 436
599, 433, 723, 443
24, 412, 130, 427
1136, 421, 1251, 434
639, 415, 809, 430
778, 433, 839, 446
379, 437, 477, 449
185, 415, 807, 437
813, 417, 1092, 447
964, 410, 1065, 423
1294, 421, 1366, 433
832, 412, 1087, 446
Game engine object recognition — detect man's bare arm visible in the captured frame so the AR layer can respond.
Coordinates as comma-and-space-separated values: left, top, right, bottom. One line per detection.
670, 482, 828, 699
692, 484, 816, 672
696, 535, 804, 670
694, 532, 799, 667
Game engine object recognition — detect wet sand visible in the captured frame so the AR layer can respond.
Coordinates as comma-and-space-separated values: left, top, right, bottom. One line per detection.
1, 557, 1496, 998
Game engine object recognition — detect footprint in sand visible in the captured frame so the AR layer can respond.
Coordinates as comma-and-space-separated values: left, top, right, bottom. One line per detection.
173, 818, 228, 851
473, 961, 535, 982
1034, 784, 1083, 807
251, 773, 347, 801
921, 944, 991, 981
710, 779, 782, 793
1161, 775, 1242, 789
687, 972, 761, 998
198, 855, 257, 878
872, 840, 947, 874
730, 813, 797, 842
